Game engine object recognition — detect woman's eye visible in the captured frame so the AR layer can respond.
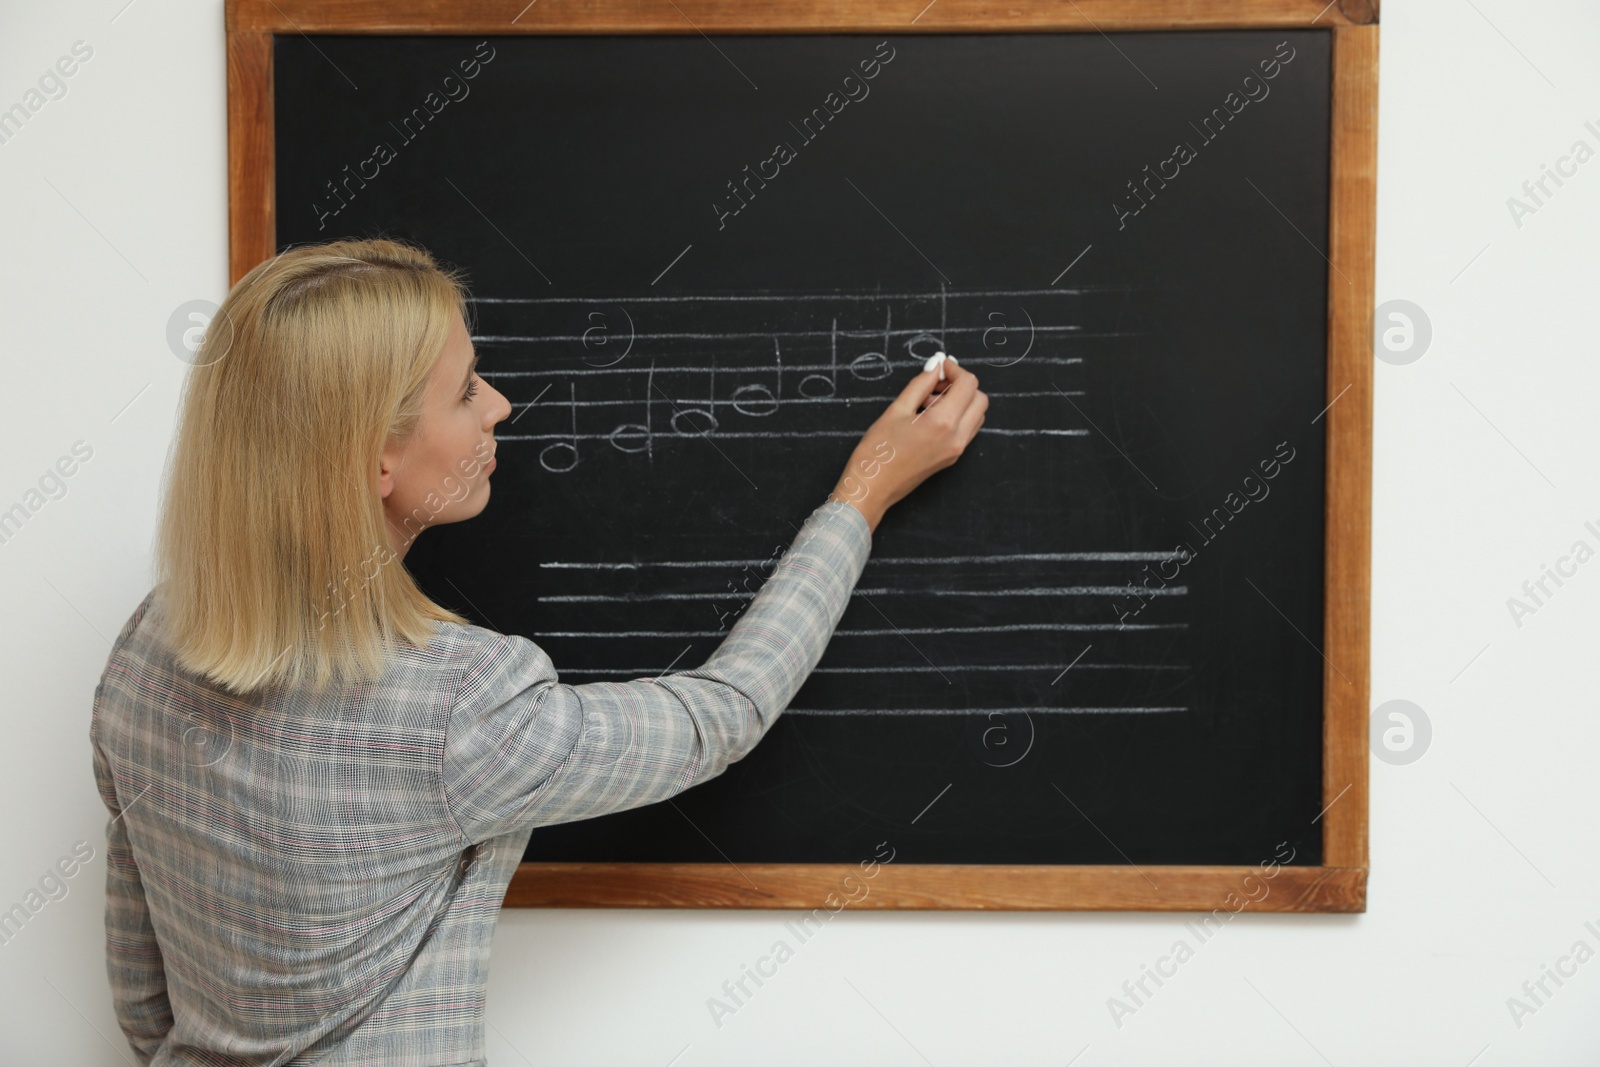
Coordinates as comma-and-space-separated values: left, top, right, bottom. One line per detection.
463, 377, 480, 403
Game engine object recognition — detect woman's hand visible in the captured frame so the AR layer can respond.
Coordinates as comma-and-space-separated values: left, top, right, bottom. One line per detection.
827, 356, 988, 533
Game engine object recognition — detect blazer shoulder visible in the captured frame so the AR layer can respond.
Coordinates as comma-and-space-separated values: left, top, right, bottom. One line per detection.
432, 622, 559, 714
91, 589, 163, 742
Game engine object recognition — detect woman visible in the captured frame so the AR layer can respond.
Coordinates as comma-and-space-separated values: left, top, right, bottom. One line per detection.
91, 238, 986, 1065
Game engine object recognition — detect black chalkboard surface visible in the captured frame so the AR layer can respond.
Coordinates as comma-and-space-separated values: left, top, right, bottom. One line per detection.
275, 29, 1330, 868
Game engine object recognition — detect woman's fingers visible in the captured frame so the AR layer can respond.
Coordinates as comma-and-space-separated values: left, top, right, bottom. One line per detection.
891, 366, 944, 416
891, 356, 981, 418
955, 388, 989, 444
920, 361, 979, 421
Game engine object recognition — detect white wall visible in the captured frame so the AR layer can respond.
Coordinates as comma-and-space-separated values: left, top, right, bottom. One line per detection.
2, 1, 1597, 1062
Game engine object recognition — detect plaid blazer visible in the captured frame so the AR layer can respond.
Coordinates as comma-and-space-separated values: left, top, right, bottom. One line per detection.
90, 499, 871, 1065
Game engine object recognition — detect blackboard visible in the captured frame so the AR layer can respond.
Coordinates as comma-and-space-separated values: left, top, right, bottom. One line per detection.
235, 0, 1374, 911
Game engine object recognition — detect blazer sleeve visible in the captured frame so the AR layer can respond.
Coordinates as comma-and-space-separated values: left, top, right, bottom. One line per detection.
91, 736, 172, 1065
441, 498, 872, 844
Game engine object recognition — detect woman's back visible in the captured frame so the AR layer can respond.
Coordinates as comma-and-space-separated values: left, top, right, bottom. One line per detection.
93, 592, 532, 1064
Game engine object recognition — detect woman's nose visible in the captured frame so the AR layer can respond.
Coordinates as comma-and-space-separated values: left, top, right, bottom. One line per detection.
487, 383, 512, 427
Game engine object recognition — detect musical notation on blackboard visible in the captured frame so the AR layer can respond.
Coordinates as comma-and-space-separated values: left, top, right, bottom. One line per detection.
471, 286, 1126, 473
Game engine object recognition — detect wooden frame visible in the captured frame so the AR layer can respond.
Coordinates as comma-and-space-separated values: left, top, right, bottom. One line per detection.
226, 0, 1376, 912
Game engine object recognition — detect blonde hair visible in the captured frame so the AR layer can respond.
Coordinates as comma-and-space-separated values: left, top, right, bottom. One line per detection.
153, 237, 473, 695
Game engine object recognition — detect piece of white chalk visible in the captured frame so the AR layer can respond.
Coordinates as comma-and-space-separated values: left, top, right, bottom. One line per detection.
923, 350, 949, 381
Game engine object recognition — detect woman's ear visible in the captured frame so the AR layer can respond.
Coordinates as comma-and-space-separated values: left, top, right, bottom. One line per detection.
379, 439, 403, 500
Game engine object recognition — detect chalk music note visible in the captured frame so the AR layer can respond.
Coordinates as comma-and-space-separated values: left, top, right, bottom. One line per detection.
607, 358, 655, 456
540, 382, 581, 473
669, 358, 719, 435
903, 330, 946, 363
897, 288, 945, 363
848, 308, 893, 381
730, 338, 783, 417
797, 318, 840, 399
902, 284, 948, 363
